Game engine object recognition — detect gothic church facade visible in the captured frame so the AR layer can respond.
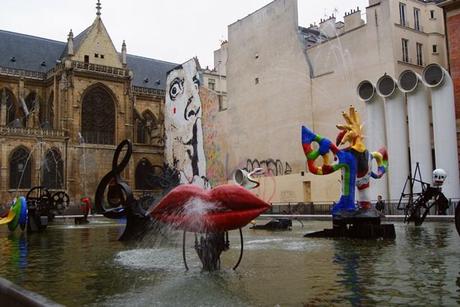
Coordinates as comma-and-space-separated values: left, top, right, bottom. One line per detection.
0, 4, 176, 202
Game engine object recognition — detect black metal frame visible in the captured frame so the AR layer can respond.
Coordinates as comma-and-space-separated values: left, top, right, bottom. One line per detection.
397, 163, 449, 226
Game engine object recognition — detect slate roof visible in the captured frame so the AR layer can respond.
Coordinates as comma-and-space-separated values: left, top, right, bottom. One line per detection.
126, 54, 177, 90
0, 30, 65, 72
60, 26, 91, 59
0, 29, 177, 90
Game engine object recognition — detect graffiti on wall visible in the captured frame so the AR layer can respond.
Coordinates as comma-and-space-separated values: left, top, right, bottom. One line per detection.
199, 87, 227, 186
244, 159, 292, 176
165, 58, 207, 187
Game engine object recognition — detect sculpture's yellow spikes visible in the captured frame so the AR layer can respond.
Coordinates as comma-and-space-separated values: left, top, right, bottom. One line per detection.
337, 106, 366, 153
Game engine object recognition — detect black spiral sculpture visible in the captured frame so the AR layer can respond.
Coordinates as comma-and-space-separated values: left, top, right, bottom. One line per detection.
94, 139, 180, 241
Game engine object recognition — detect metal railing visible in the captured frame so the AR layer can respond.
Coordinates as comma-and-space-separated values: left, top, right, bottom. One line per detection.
132, 86, 165, 97
73, 61, 129, 77
269, 199, 459, 215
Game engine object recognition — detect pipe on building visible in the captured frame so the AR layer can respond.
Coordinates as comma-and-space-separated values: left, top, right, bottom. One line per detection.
398, 70, 433, 191
357, 80, 388, 201
376, 74, 410, 201
422, 63, 460, 199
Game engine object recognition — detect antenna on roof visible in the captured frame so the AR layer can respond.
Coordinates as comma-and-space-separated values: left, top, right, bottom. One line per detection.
96, 0, 102, 17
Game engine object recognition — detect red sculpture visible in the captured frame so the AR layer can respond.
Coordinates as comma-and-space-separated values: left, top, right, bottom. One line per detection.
149, 184, 270, 233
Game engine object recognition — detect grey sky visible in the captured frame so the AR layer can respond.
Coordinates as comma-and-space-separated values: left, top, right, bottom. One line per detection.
0, 0, 369, 68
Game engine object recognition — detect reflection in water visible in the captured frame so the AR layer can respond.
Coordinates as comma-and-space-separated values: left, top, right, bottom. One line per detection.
0, 222, 459, 306
0, 233, 28, 272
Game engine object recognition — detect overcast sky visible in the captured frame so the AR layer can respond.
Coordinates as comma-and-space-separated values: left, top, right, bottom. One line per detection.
0, 0, 369, 68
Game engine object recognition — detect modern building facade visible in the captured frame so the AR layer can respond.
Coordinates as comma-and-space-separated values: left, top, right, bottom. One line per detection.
0, 3, 176, 202
439, 0, 460, 177
216, 0, 452, 203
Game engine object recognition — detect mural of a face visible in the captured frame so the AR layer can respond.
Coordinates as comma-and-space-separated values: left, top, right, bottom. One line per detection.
165, 59, 207, 187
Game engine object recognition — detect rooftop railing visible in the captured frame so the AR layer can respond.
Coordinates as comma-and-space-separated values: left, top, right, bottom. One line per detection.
132, 86, 165, 97
73, 61, 129, 78
0, 66, 46, 80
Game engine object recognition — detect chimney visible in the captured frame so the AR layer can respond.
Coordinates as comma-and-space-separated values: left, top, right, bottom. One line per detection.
344, 7, 364, 32
319, 15, 337, 38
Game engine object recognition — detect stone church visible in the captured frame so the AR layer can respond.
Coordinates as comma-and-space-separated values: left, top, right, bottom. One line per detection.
0, 2, 177, 203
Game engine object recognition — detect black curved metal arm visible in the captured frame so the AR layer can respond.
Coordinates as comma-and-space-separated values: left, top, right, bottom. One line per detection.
233, 228, 244, 270
455, 202, 460, 237
183, 231, 189, 271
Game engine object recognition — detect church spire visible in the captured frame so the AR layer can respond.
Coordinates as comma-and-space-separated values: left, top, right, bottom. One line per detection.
67, 29, 74, 56
122, 40, 127, 66
96, 0, 102, 17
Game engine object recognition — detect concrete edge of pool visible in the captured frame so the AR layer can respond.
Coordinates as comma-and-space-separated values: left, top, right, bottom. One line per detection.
0, 277, 62, 307
49, 214, 456, 224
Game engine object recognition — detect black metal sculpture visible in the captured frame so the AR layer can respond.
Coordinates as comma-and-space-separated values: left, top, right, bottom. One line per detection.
455, 202, 460, 237
94, 139, 180, 241
26, 186, 70, 232
250, 218, 292, 230
397, 163, 449, 226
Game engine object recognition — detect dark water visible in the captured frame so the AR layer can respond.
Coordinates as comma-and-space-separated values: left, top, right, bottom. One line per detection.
0, 220, 459, 306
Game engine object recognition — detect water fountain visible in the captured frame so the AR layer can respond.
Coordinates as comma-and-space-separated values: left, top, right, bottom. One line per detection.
94, 138, 270, 270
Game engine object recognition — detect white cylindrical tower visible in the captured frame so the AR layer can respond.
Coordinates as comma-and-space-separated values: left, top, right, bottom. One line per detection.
422, 64, 460, 199
376, 74, 410, 201
398, 70, 433, 191
357, 80, 388, 201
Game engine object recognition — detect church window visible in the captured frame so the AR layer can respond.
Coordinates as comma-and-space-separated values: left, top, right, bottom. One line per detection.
94, 53, 99, 58
23, 92, 37, 127
81, 86, 116, 145
42, 148, 64, 189
101, 54, 105, 59
9, 147, 32, 189
1, 88, 17, 126
39, 91, 54, 129
136, 110, 158, 144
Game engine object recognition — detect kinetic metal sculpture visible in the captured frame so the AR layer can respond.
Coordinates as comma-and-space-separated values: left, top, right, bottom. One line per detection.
95, 139, 270, 270
149, 184, 270, 271
94, 139, 180, 241
0, 187, 70, 232
398, 164, 450, 226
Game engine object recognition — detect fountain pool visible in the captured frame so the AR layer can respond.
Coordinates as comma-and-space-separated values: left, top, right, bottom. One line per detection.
0, 220, 459, 306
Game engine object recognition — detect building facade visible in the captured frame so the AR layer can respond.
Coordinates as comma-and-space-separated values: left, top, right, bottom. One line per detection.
0, 5, 176, 203
439, 0, 460, 176
215, 0, 450, 203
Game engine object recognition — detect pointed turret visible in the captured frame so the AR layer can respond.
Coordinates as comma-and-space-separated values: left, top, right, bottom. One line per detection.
96, 0, 102, 17
122, 40, 127, 67
67, 29, 74, 56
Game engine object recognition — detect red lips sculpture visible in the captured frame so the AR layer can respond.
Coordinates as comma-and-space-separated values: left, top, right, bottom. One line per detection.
148, 184, 270, 233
